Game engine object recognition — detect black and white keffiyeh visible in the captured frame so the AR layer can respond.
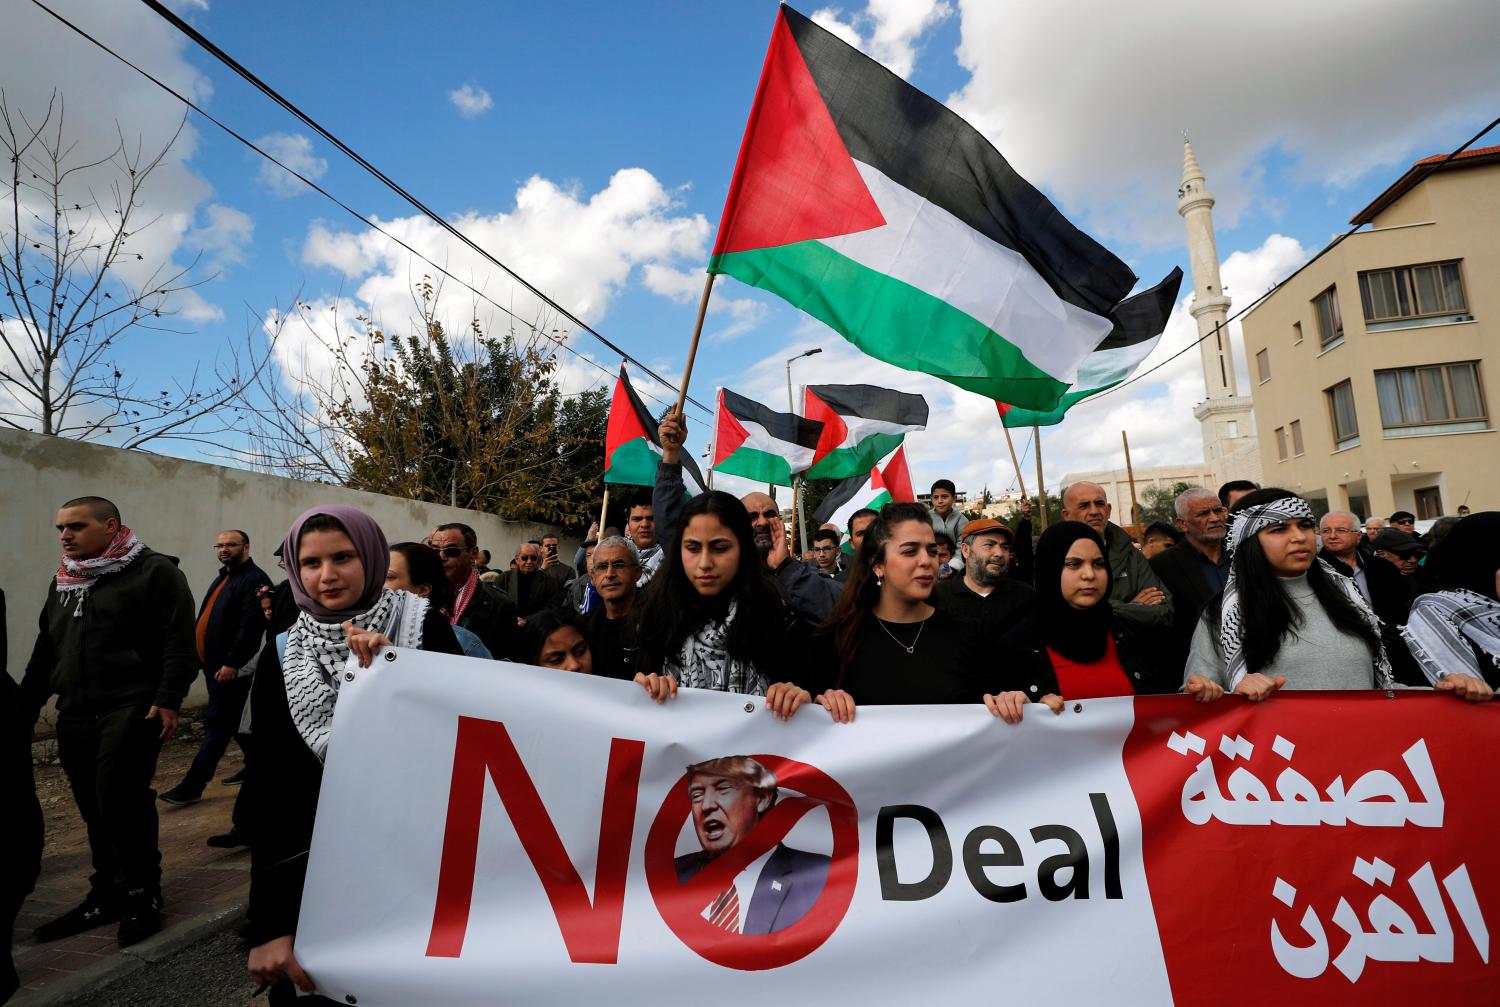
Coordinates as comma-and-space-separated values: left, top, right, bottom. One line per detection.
1220, 495, 1393, 689
283, 588, 428, 761
663, 598, 767, 696
1401, 589, 1500, 684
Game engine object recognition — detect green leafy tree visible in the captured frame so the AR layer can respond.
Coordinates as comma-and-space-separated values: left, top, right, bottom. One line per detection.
1137, 481, 1195, 526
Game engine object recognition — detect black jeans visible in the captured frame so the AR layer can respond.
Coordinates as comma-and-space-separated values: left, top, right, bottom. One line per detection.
180, 673, 250, 794
56, 704, 165, 897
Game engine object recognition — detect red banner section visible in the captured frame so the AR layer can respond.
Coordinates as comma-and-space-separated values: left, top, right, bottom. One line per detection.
1125, 693, 1498, 1004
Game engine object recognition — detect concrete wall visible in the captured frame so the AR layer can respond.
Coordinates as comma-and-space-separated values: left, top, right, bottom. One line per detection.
1, 428, 571, 711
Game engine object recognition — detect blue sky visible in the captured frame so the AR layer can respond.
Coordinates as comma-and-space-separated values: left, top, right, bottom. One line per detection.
4, 0, 1497, 505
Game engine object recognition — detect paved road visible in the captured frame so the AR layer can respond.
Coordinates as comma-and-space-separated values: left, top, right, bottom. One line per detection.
71, 930, 259, 1007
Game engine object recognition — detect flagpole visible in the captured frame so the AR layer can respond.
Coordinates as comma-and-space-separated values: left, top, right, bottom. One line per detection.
673, 273, 717, 417
706, 386, 720, 492
1000, 421, 1028, 501
598, 489, 610, 535
1033, 425, 1048, 531
1122, 429, 1141, 530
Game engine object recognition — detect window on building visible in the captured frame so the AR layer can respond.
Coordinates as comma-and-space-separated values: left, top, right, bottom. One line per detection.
1292, 321, 1303, 344
1374, 362, 1487, 429
1290, 419, 1304, 456
1227, 419, 1239, 439
1327, 380, 1359, 446
1256, 348, 1271, 383
1358, 261, 1468, 323
1313, 286, 1343, 347
1274, 426, 1288, 461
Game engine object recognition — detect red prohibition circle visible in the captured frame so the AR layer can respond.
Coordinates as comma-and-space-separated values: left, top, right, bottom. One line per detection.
644, 753, 859, 971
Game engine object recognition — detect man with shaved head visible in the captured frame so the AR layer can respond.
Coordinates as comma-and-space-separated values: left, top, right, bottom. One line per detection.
1060, 481, 1173, 632
655, 413, 841, 623
1150, 487, 1230, 673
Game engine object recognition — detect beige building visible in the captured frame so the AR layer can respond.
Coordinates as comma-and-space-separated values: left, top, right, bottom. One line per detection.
1241, 145, 1500, 520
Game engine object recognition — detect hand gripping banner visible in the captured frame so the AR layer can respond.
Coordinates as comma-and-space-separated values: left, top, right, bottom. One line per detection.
295, 650, 1498, 1005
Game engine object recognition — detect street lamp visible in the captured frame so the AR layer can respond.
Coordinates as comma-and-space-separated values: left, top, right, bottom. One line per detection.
786, 347, 822, 555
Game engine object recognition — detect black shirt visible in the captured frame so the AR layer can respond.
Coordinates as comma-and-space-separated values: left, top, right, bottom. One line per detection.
809, 608, 993, 705
933, 577, 1034, 640
585, 608, 637, 681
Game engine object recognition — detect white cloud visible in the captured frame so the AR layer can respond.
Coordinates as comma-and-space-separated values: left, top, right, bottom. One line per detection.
946, 0, 1500, 248
810, 0, 952, 78
640, 265, 768, 342
254, 132, 328, 197
185, 203, 254, 268
710, 233, 1307, 503
448, 83, 494, 119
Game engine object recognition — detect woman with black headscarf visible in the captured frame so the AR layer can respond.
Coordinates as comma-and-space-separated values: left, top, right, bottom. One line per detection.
1401, 512, 1500, 700
244, 507, 461, 1003
999, 522, 1214, 707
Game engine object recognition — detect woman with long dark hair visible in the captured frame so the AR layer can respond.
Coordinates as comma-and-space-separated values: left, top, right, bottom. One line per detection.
386, 542, 491, 658
244, 507, 461, 1002
516, 608, 595, 674
632, 491, 811, 718
1186, 488, 1392, 699
1401, 512, 1499, 700
998, 521, 1213, 707
810, 502, 1030, 722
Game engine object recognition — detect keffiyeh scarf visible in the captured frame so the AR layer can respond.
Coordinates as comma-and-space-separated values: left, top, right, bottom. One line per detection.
283, 588, 428, 761
663, 598, 767, 696
55, 525, 145, 617
451, 568, 480, 624
1220, 496, 1393, 689
1401, 589, 1500, 684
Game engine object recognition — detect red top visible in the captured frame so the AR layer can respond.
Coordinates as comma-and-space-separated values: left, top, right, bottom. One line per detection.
1045, 634, 1133, 700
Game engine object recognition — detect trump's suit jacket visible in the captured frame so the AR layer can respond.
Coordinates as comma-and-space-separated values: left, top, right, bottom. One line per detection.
674, 843, 832, 935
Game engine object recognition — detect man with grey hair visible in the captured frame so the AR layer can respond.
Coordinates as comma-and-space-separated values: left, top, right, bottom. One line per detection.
674, 756, 831, 936
1320, 510, 1423, 684
584, 534, 641, 680
1150, 487, 1230, 675
1363, 515, 1386, 546
1060, 481, 1173, 631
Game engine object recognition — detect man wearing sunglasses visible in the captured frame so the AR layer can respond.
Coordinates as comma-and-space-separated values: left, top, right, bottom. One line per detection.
429, 524, 518, 660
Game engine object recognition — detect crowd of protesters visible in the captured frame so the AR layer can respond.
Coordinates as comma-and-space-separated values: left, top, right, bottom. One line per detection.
3, 420, 1497, 1003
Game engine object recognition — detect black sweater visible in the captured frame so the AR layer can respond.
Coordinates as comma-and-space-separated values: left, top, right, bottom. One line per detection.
21, 548, 198, 717
244, 608, 461, 945
808, 608, 996, 705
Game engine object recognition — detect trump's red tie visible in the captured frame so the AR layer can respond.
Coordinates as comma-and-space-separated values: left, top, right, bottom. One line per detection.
706, 886, 741, 933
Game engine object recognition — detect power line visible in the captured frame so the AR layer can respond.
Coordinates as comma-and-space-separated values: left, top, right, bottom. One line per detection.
134, 0, 710, 416
22, 0, 708, 419
1088, 114, 1500, 403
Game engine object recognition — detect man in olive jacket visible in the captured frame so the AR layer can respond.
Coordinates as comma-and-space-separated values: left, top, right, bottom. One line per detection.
20, 497, 198, 948
1060, 482, 1174, 632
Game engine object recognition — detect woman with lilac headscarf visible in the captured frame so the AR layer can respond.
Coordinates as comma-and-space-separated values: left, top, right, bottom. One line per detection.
243, 507, 460, 1003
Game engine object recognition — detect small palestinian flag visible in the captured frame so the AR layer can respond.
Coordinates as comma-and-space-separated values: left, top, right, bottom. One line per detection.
709, 6, 1171, 411
814, 444, 914, 532
711, 388, 824, 487
604, 366, 707, 492
804, 384, 927, 479
997, 268, 1183, 427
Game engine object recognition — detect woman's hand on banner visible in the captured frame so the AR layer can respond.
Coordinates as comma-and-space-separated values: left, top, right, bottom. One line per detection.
816, 689, 856, 723
1233, 673, 1286, 702
766, 682, 811, 720
248, 936, 314, 993
342, 623, 392, 668
634, 672, 678, 704
1436, 672, 1494, 702
1184, 675, 1225, 703
1040, 693, 1064, 715
983, 691, 1029, 724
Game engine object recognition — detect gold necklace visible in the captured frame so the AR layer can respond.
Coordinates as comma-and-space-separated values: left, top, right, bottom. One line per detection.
875, 615, 926, 654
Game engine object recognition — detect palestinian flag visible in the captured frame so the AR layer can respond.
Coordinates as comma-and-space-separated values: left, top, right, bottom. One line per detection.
813, 444, 914, 532
997, 268, 1184, 427
711, 387, 824, 486
604, 366, 708, 492
708, 6, 1166, 411
804, 384, 927, 479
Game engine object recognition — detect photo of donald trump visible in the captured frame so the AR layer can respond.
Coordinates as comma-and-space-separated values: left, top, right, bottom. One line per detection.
674, 756, 831, 935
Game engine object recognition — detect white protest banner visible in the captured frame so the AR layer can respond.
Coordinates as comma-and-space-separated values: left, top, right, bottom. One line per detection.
294, 649, 1498, 1005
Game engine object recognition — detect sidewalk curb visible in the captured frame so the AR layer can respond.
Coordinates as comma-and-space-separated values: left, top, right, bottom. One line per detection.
11, 899, 246, 1007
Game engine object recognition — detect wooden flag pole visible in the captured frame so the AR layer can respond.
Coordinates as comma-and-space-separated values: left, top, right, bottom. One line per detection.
1034, 425, 1049, 531
598, 489, 610, 536
1122, 429, 1141, 529
673, 273, 718, 417
1000, 421, 1028, 501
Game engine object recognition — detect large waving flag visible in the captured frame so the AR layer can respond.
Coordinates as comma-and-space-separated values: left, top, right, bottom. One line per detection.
711, 388, 824, 487
604, 366, 707, 492
804, 384, 927, 479
814, 444, 915, 533
997, 268, 1183, 427
708, 6, 1167, 411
